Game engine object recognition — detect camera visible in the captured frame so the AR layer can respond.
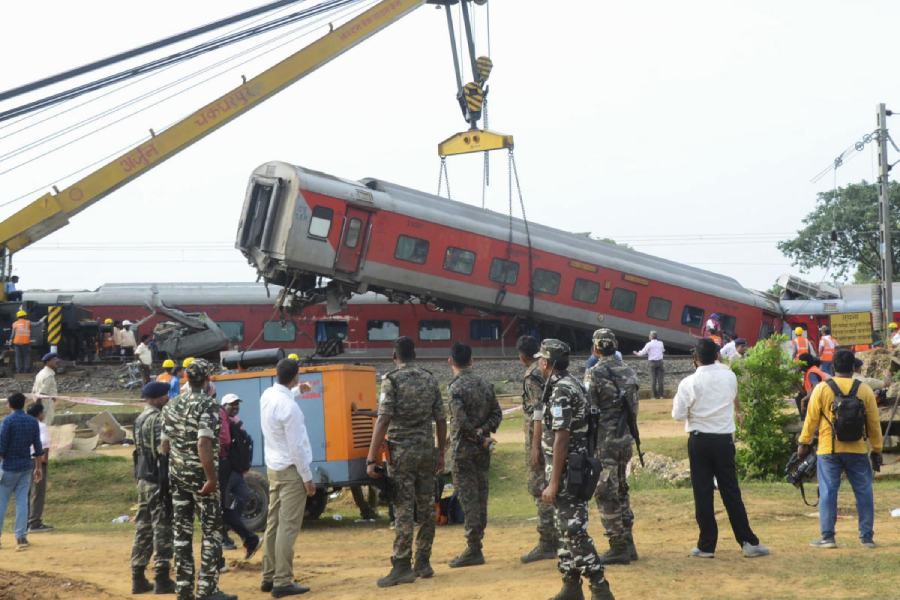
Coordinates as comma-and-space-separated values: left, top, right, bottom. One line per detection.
785, 451, 817, 486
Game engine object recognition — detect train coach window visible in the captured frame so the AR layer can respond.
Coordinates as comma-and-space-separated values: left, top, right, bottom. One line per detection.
217, 321, 245, 343
681, 305, 705, 328
573, 279, 601, 304
316, 321, 347, 342
308, 206, 334, 239
344, 218, 363, 248
611, 288, 637, 312
533, 269, 561, 295
489, 258, 519, 285
368, 320, 400, 341
419, 320, 451, 341
471, 319, 502, 341
444, 247, 476, 275
647, 297, 672, 321
395, 235, 430, 264
263, 320, 296, 342
720, 314, 737, 337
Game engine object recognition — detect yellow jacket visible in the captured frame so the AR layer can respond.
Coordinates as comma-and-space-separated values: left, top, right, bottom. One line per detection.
799, 376, 883, 454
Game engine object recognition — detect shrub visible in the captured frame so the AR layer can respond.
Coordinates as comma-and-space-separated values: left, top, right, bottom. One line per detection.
730, 335, 800, 479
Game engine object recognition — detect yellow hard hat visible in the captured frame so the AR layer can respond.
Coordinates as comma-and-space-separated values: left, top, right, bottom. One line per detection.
104, 318, 113, 324
162, 359, 175, 369
287, 353, 300, 361
182, 357, 194, 369
794, 327, 804, 336
890, 322, 898, 330
16, 310, 26, 318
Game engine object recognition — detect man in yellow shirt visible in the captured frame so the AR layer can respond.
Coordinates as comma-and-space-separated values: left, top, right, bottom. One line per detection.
797, 349, 883, 549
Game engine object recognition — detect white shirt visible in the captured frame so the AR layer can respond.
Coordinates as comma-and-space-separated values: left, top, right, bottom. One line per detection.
32, 366, 57, 426
38, 421, 49, 452
635, 339, 665, 361
135, 342, 152, 366
672, 362, 737, 434
892, 332, 900, 347
720, 340, 737, 359
260, 382, 313, 482
119, 329, 136, 348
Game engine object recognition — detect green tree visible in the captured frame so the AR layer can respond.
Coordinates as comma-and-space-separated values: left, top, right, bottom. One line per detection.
777, 181, 900, 281
730, 335, 800, 479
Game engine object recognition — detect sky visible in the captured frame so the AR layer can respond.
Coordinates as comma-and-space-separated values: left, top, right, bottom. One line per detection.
1, 0, 898, 293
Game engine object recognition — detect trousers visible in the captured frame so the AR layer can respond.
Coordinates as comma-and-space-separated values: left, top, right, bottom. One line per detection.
14, 344, 30, 374
452, 449, 491, 547
171, 478, 222, 600
648, 360, 665, 398
817, 453, 874, 541
262, 466, 307, 588
0, 469, 32, 539
594, 443, 633, 538
131, 479, 174, 572
388, 443, 436, 561
28, 460, 47, 528
524, 418, 557, 546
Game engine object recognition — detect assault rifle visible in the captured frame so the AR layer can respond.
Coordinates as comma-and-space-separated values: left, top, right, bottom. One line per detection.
604, 366, 644, 467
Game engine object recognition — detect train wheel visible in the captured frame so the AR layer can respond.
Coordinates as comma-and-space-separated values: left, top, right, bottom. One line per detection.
241, 471, 269, 532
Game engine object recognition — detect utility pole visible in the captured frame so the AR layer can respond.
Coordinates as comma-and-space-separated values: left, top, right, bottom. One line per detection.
877, 102, 893, 342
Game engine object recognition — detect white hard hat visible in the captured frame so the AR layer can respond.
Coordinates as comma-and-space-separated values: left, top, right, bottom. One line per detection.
122, 320, 132, 326
220, 393, 241, 406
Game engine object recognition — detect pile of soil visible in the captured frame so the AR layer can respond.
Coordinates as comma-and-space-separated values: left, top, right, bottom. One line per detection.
0, 570, 124, 600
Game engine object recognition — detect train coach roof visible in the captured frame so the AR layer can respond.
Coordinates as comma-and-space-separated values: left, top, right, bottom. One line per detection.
352, 175, 777, 311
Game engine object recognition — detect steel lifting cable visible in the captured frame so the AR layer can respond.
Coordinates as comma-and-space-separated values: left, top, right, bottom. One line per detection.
509, 149, 535, 315
436, 157, 452, 199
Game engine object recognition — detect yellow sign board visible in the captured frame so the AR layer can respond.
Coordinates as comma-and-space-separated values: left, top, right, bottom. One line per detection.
829, 312, 873, 346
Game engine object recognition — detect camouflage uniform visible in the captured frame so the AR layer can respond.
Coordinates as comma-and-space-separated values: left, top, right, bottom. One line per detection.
162, 359, 223, 600
448, 368, 502, 549
131, 405, 174, 576
584, 355, 638, 540
522, 361, 558, 549
379, 364, 445, 561
539, 341, 606, 588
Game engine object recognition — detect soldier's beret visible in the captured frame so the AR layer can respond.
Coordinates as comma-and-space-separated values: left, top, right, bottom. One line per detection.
141, 381, 171, 399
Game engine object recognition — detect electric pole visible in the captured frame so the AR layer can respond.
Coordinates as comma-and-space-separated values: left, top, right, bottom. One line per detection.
877, 102, 893, 342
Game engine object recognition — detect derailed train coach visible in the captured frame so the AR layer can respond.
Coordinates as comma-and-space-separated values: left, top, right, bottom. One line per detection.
236, 162, 784, 351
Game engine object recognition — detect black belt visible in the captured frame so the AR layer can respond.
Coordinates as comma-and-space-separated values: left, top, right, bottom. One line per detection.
689, 431, 733, 438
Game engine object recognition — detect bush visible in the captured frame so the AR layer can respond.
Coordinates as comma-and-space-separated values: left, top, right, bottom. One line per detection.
730, 335, 800, 479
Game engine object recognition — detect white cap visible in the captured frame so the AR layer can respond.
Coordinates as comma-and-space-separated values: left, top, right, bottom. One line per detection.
122, 320, 132, 326
220, 393, 241, 406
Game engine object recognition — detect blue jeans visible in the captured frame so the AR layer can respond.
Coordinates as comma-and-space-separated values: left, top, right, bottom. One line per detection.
817, 453, 874, 541
820, 361, 834, 376
0, 469, 33, 539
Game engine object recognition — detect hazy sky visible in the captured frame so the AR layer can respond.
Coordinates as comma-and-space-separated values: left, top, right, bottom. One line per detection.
1, 0, 897, 292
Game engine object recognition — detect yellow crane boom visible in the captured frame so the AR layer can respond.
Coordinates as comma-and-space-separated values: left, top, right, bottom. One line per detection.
0, 0, 426, 259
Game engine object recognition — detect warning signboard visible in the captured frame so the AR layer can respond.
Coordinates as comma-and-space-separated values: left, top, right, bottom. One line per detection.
829, 312, 873, 346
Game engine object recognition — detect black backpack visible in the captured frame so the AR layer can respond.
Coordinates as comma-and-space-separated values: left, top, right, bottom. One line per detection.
825, 379, 866, 444
229, 423, 254, 473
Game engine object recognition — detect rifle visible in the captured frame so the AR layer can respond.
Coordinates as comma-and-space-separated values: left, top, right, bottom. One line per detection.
157, 453, 172, 519
604, 366, 644, 467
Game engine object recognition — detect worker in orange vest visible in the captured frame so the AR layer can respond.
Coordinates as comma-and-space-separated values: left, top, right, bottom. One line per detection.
797, 352, 830, 418
817, 326, 838, 375
100, 318, 116, 357
156, 358, 176, 384
11, 309, 32, 374
791, 327, 814, 362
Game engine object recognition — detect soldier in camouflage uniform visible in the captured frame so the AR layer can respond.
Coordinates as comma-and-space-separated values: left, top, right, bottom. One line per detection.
584, 329, 639, 565
446, 342, 503, 568
130, 381, 176, 594
367, 336, 447, 587
161, 359, 236, 600
538, 339, 614, 600
518, 335, 559, 563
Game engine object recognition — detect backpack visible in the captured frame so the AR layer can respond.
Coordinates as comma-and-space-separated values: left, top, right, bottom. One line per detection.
229, 423, 254, 473
825, 379, 866, 444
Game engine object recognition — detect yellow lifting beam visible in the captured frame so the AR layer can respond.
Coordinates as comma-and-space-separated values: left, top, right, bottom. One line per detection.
438, 129, 513, 157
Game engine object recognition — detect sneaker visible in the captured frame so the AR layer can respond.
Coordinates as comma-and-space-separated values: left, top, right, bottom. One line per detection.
28, 524, 53, 534
809, 538, 837, 549
689, 547, 714, 558
15, 537, 29, 551
861, 539, 876, 549
742, 542, 770, 558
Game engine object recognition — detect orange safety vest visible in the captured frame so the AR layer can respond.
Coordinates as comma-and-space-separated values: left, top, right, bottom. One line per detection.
819, 335, 837, 362
156, 372, 173, 384
804, 366, 830, 393
709, 334, 723, 347
12, 318, 31, 345
102, 331, 115, 349
854, 344, 871, 352
794, 336, 810, 356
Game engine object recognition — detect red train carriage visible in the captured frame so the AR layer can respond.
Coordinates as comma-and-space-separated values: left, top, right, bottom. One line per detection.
237, 163, 784, 350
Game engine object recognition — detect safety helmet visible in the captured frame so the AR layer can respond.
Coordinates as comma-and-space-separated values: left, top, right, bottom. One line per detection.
890, 322, 898, 330
162, 359, 175, 369
16, 310, 26, 318
104, 318, 113, 324
287, 353, 300, 361
794, 327, 804, 336
182, 357, 194, 369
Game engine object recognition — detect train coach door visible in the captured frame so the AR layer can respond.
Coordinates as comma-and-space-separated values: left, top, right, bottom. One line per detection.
334, 207, 371, 274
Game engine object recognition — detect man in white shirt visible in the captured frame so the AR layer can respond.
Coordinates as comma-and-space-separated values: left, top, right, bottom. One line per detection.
672, 339, 769, 560
26, 402, 52, 533
31, 353, 59, 427
118, 321, 137, 358
259, 359, 316, 597
633, 331, 665, 399
720, 338, 748, 361
134, 335, 153, 384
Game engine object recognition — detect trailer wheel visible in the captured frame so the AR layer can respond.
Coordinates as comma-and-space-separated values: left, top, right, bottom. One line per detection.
304, 487, 328, 520
242, 471, 269, 532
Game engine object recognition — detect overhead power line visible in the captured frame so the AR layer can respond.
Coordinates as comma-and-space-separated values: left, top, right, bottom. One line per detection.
0, 0, 306, 102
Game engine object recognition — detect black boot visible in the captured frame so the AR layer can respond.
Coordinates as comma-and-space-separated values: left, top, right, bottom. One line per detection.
521, 541, 557, 563
598, 536, 631, 565
377, 557, 416, 588
589, 578, 615, 600
547, 574, 584, 600
132, 567, 154, 594
414, 552, 434, 578
153, 568, 175, 594
448, 545, 485, 568
624, 531, 639, 561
